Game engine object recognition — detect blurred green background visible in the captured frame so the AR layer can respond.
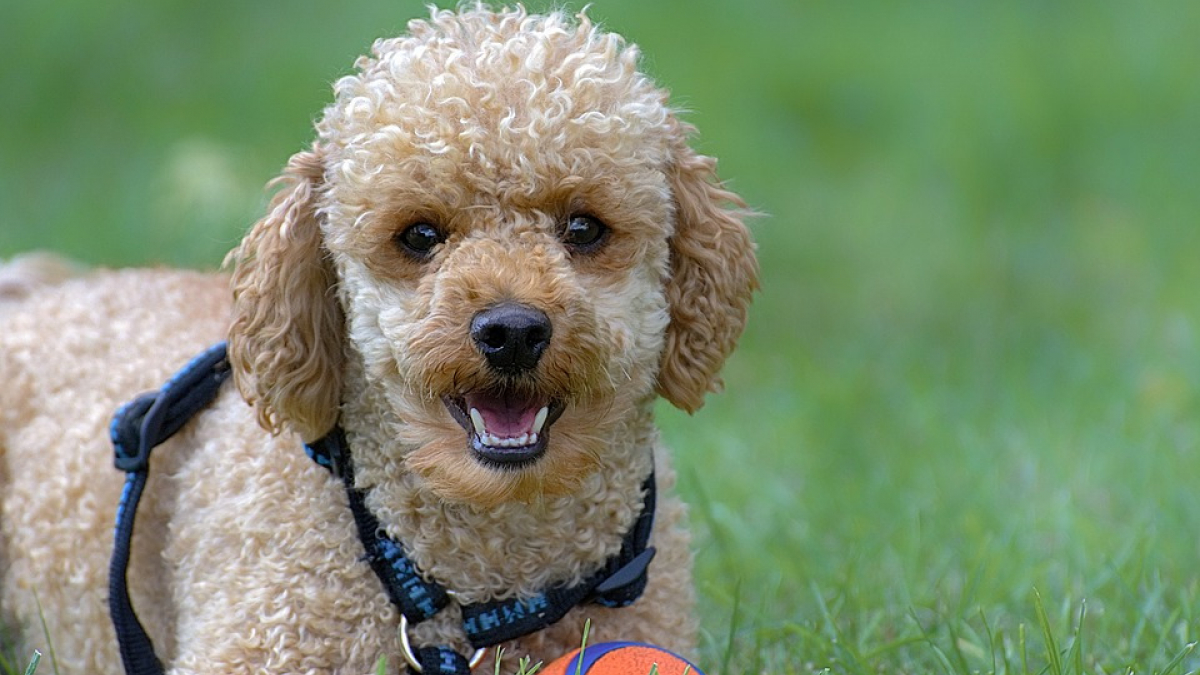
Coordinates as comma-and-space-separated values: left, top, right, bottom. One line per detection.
3, 0, 1199, 672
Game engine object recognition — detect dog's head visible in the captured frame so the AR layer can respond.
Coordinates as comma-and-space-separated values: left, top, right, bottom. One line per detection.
227, 8, 757, 505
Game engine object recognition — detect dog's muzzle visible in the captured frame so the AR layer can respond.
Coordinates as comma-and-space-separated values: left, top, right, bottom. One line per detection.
440, 302, 567, 467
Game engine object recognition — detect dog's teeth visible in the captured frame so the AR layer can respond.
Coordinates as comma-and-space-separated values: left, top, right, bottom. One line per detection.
469, 408, 486, 436
477, 431, 540, 449
472, 407, 550, 450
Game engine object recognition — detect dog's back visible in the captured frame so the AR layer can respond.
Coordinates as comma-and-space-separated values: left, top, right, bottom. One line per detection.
0, 253, 85, 311
0, 269, 229, 671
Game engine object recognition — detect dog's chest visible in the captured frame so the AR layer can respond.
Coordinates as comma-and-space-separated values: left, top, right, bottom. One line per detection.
358, 448, 651, 604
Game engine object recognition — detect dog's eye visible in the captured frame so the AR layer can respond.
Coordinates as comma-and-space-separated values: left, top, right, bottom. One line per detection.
396, 222, 446, 258
562, 215, 607, 251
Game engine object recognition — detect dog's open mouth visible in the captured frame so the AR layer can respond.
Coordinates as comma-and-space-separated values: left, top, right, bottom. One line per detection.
442, 392, 565, 467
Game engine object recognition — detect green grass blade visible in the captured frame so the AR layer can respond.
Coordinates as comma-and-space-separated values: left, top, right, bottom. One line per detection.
978, 608, 1000, 675
21, 652, 39, 675
905, 609, 957, 675
862, 635, 929, 662
31, 593, 58, 675
944, 618, 972, 674
809, 583, 866, 672
574, 619, 591, 675
719, 580, 742, 675
1156, 641, 1196, 675
1066, 601, 1085, 675
1020, 623, 1029, 675
1033, 590, 1062, 675
511, 653, 543, 675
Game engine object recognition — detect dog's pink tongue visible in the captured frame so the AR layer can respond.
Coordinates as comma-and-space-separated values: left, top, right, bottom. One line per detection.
465, 392, 541, 438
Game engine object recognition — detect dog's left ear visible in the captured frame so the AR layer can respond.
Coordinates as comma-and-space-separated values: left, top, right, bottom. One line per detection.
656, 128, 760, 413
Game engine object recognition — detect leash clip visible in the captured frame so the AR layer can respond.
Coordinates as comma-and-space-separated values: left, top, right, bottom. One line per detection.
399, 615, 488, 673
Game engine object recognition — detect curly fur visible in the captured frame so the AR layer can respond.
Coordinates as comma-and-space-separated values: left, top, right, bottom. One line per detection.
1, 7, 756, 673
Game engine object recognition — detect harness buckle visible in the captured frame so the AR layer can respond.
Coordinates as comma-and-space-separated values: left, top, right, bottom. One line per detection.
111, 394, 160, 472
110, 343, 230, 474
594, 546, 657, 596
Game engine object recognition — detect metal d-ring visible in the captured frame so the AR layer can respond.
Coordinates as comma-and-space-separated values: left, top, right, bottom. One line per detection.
399, 614, 488, 673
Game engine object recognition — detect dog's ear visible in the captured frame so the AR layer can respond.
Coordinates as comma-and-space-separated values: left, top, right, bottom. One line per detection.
656, 129, 759, 413
226, 146, 343, 442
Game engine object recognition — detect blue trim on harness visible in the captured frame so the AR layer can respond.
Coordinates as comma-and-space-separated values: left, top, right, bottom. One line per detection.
109, 342, 231, 675
415, 646, 473, 674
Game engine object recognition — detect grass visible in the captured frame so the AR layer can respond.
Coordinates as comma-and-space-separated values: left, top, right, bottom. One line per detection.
3, 0, 1199, 673
20, 653, 39, 675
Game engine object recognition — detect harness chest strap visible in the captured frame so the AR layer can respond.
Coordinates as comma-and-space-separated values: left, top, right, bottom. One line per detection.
305, 427, 658, 663
109, 342, 656, 675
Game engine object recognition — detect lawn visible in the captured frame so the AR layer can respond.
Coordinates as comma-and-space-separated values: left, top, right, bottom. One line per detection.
2, 0, 1199, 673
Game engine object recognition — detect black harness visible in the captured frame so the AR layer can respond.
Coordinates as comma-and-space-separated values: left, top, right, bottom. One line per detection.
108, 342, 656, 675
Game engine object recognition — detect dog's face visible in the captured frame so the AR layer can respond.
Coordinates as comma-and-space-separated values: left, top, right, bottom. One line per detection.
227, 9, 757, 506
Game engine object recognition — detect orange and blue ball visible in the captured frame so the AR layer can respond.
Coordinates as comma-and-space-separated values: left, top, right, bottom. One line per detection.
540, 641, 705, 675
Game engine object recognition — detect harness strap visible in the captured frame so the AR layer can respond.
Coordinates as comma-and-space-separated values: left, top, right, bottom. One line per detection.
307, 428, 451, 623
109, 342, 232, 675
306, 428, 658, 651
458, 472, 656, 648
414, 647, 473, 674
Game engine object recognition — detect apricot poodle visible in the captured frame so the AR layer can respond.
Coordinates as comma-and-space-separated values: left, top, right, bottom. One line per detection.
0, 7, 756, 674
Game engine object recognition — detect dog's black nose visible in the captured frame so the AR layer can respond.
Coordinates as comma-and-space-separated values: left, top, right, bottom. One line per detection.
471, 302, 552, 374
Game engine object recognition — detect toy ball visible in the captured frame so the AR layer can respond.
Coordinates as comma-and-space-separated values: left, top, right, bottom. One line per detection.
540, 641, 705, 675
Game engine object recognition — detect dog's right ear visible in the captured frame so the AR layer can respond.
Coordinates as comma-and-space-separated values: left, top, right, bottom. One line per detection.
226, 146, 343, 442
655, 128, 759, 414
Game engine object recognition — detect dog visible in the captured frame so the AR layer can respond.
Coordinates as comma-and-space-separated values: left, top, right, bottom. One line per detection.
0, 7, 756, 673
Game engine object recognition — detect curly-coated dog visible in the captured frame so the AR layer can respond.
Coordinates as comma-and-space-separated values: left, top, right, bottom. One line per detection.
0, 7, 756, 674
